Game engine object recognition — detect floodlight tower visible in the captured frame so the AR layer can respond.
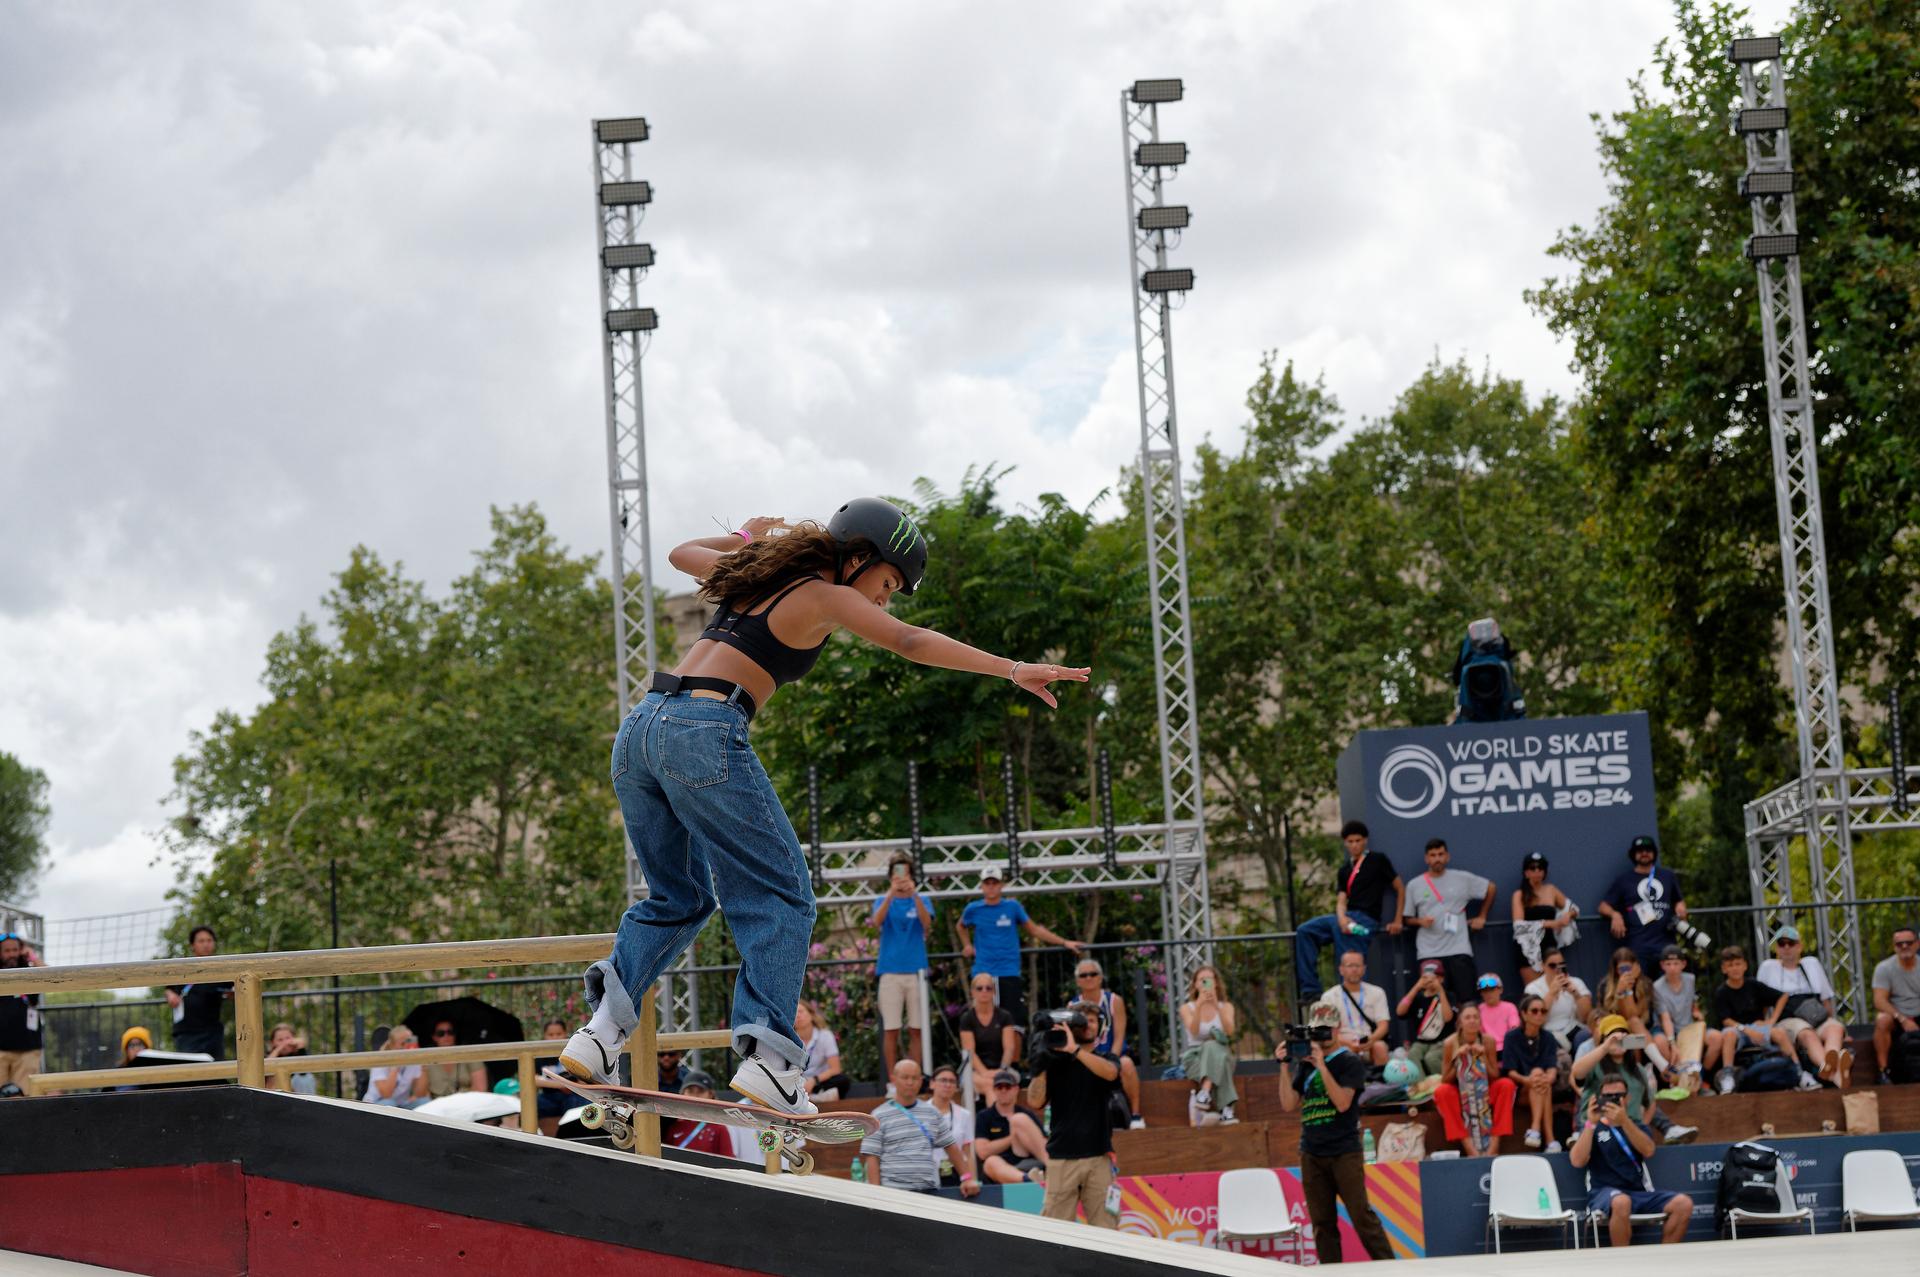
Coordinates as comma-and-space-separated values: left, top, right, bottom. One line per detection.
1728, 37, 1864, 1013
1121, 79, 1213, 1027
592, 118, 697, 1033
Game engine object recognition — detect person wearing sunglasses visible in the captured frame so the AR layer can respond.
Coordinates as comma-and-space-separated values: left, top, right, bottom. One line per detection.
422, 1021, 487, 1097
1872, 925, 1920, 1084
1757, 926, 1851, 1087
1500, 993, 1561, 1151
1569, 1081, 1694, 1246
1523, 954, 1593, 1061
959, 974, 1018, 1101
1074, 959, 1143, 1128
973, 1067, 1049, 1186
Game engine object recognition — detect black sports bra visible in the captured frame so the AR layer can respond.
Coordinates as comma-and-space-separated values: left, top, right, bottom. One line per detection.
698, 576, 828, 688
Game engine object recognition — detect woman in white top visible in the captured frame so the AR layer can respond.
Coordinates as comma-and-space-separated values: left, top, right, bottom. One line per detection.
794, 999, 851, 1101
1757, 926, 1852, 1087
927, 1064, 977, 1188
1178, 965, 1238, 1125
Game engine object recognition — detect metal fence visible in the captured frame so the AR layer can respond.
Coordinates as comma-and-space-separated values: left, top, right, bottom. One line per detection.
39, 896, 1917, 1093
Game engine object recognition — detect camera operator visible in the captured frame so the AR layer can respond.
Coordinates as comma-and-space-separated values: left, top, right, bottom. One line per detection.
1025, 1000, 1121, 1228
1275, 1004, 1394, 1264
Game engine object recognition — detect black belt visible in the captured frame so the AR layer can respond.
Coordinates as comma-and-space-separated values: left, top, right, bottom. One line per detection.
649, 672, 757, 722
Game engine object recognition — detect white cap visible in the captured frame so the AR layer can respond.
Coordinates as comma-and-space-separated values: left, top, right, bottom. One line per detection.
980, 865, 1005, 883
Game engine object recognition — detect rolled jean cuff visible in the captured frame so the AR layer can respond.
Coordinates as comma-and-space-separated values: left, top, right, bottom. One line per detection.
583, 959, 639, 1035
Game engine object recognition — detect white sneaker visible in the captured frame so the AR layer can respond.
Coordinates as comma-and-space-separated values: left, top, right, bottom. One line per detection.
1795, 1071, 1822, 1092
558, 1024, 626, 1086
1524, 1129, 1544, 1150
1663, 1123, 1698, 1145
730, 1051, 818, 1116
1545, 1140, 1564, 1154
812, 1086, 840, 1102
1220, 1105, 1238, 1125
1129, 1116, 1146, 1130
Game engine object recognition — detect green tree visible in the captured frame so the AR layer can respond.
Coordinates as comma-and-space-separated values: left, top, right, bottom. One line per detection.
1528, 0, 1920, 900
0, 752, 51, 903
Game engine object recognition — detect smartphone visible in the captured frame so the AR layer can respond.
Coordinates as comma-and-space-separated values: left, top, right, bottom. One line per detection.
1620, 1033, 1648, 1050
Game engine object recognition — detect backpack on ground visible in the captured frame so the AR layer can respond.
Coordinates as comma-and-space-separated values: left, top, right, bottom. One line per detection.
1714, 1140, 1782, 1229
1736, 1052, 1801, 1092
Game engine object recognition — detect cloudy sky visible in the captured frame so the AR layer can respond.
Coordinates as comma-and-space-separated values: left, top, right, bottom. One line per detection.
2, 0, 1791, 938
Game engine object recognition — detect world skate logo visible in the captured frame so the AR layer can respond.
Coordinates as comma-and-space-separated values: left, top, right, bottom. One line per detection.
1378, 744, 1447, 819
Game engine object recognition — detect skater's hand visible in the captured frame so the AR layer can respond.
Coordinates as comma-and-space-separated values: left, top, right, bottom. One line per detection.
1010, 661, 1091, 710
738, 516, 788, 539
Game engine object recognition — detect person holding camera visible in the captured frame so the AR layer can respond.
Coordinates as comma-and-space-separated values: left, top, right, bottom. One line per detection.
1025, 1001, 1121, 1228
1568, 1080, 1693, 1246
1275, 1003, 1395, 1264
872, 852, 935, 1082
1395, 958, 1453, 1079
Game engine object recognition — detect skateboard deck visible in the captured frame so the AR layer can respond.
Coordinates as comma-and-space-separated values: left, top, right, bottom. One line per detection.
540, 1070, 877, 1172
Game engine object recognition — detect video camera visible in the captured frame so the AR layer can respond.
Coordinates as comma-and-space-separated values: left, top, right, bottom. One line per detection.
1284, 1023, 1336, 1045
1028, 1006, 1096, 1067
1450, 617, 1526, 724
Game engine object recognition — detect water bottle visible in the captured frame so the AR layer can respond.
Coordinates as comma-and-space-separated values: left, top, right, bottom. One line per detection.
1362, 1129, 1376, 1164
1347, 920, 1370, 937
850, 1156, 866, 1184
1537, 1187, 1551, 1211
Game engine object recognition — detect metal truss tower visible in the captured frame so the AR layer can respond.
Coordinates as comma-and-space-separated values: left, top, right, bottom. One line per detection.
1121, 79, 1214, 1037
591, 117, 697, 1034
1728, 38, 1866, 1013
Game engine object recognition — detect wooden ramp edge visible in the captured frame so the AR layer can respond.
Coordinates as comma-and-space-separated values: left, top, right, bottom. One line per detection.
0, 1088, 1293, 1277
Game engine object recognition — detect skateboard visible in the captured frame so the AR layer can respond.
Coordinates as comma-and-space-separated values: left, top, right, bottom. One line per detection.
539, 1070, 878, 1174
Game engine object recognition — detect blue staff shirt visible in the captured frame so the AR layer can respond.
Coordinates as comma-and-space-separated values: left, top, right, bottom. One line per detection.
872, 893, 934, 975
960, 898, 1030, 978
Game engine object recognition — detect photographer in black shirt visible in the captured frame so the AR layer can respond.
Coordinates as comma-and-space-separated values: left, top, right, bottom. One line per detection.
1026, 1000, 1120, 1228
1276, 1003, 1395, 1264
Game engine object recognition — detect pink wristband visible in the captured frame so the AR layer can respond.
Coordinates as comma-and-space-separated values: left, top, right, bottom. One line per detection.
734, 529, 751, 541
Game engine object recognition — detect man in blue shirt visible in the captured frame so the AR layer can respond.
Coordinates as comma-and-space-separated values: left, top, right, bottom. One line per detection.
872, 853, 935, 1081
1597, 835, 1689, 969
1568, 1080, 1694, 1245
957, 865, 1082, 1035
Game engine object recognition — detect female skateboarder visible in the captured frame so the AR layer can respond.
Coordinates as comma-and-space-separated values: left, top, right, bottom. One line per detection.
562, 498, 1088, 1114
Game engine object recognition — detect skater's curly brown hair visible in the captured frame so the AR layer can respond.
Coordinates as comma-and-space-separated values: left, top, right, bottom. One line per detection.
697, 522, 883, 609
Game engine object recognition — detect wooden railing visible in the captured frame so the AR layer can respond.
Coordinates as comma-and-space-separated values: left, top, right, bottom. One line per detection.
0, 934, 730, 1159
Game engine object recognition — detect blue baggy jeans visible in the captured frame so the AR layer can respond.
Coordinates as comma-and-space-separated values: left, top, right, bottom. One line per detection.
1293, 910, 1380, 1003
582, 692, 817, 1069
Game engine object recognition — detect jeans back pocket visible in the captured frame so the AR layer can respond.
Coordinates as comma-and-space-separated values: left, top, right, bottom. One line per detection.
659, 715, 730, 788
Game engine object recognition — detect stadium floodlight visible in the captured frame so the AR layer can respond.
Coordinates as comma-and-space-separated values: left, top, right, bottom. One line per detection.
1131, 79, 1184, 104
1138, 205, 1191, 231
603, 243, 655, 270
1142, 268, 1195, 293
1134, 141, 1188, 168
1740, 170, 1795, 198
1746, 233, 1799, 261
1736, 106, 1789, 133
605, 307, 660, 332
601, 180, 653, 207
596, 117, 650, 144
1729, 35, 1783, 63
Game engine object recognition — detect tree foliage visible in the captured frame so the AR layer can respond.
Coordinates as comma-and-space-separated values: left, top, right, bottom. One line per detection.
0, 752, 51, 903
1528, 0, 1920, 893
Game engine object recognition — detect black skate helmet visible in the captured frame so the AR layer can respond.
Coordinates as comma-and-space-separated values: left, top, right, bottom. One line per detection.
827, 496, 927, 596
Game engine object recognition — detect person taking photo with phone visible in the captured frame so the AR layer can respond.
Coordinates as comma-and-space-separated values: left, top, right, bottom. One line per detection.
872, 851, 934, 1082
1569, 1080, 1694, 1246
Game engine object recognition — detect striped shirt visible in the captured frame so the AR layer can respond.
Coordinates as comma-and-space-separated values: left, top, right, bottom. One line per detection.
858, 1099, 953, 1190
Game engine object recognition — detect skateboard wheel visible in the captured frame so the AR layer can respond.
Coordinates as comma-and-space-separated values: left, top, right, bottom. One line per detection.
609, 1122, 637, 1151
579, 1104, 605, 1130
780, 1147, 814, 1175
756, 1128, 780, 1152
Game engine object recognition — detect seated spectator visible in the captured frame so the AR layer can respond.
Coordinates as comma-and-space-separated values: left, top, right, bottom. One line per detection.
1573, 1015, 1695, 1144
1649, 946, 1718, 1097
1757, 927, 1851, 1087
1591, 947, 1653, 1040
656, 1048, 686, 1094
959, 974, 1019, 1100
1178, 965, 1238, 1124
1317, 951, 1390, 1066
1432, 1003, 1514, 1158
1524, 954, 1593, 1062
663, 1070, 732, 1155
421, 1019, 486, 1097
112, 1026, 153, 1093
795, 999, 852, 1102
975, 1067, 1050, 1184
363, 1026, 429, 1108
1476, 974, 1520, 1045
1396, 959, 1454, 1078
1569, 1080, 1693, 1245
533, 1017, 572, 1135
1501, 993, 1561, 1151
265, 1022, 318, 1095
927, 1064, 977, 1188
860, 1059, 979, 1197
1710, 945, 1793, 1090
1292, 821, 1404, 1004
1077, 959, 1144, 1126
1873, 925, 1920, 1084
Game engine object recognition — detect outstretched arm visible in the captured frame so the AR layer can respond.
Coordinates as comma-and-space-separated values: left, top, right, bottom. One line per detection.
816, 589, 1088, 708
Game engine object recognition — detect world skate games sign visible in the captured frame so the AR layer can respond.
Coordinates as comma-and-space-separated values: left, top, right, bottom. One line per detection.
1336, 712, 1657, 922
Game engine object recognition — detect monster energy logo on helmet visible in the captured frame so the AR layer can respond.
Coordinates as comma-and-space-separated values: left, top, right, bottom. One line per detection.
828, 497, 927, 595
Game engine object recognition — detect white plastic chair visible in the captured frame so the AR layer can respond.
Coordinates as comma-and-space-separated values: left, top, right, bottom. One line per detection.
1487, 1155, 1578, 1253
1727, 1156, 1814, 1237
1842, 1148, 1920, 1231
1216, 1168, 1305, 1263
